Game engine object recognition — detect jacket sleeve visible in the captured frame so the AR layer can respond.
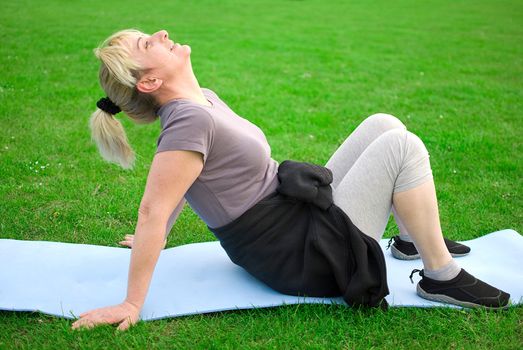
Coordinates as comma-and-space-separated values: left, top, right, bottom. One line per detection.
276, 160, 334, 210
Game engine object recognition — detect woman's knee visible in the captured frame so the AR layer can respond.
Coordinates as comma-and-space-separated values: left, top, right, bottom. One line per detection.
405, 131, 429, 157
378, 129, 429, 160
362, 113, 406, 133
396, 131, 433, 192
376, 129, 432, 192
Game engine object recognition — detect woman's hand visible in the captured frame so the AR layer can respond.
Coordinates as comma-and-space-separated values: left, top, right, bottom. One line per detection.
71, 301, 141, 331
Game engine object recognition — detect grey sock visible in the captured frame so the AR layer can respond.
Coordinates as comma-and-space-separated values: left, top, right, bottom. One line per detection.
399, 231, 413, 242
424, 259, 461, 281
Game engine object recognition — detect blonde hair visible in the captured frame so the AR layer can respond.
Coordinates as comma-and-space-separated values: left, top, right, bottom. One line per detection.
89, 29, 159, 169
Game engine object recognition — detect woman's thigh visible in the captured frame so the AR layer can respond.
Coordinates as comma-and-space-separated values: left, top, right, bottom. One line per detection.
326, 113, 406, 188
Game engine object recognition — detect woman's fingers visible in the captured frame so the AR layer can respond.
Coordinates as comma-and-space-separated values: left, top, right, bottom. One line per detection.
119, 240, 131, 247
118, 234, 135, 248
72, 314, 115, 330
72, 318, 97, 330
116, 316, 135, 331
72, 310, 116, 330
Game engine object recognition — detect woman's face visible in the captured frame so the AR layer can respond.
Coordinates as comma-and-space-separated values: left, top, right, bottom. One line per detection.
127, 30, 191, 81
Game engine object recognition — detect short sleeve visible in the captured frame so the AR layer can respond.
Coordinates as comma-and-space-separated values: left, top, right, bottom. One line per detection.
156, 105, 215, 163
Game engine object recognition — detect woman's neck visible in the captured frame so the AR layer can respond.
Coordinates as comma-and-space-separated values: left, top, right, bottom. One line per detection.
154, 66, 210, 107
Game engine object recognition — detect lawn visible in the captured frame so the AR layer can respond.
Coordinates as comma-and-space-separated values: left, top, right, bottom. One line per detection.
0, 0, 522, 348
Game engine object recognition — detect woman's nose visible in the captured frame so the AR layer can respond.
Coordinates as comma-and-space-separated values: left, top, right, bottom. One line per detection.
156, 30, 168, 41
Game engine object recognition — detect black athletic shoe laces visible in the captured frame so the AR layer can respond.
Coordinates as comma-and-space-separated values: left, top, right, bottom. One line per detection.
409, 268, 423, 284
386, 237, 394, 250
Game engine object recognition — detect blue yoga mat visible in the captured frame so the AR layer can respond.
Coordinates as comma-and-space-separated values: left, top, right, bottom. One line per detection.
0, 229, 521, 320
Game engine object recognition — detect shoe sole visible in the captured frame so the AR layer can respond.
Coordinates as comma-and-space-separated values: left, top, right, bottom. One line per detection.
390, 245, 470, 261
416, 284, 509, 310
390, 245, 420, 260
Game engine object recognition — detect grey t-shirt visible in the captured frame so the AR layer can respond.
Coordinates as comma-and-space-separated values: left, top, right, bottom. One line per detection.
156, 88, 279, 228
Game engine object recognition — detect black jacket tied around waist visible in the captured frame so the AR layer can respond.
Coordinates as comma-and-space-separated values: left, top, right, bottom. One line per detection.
209, 160, 389, 308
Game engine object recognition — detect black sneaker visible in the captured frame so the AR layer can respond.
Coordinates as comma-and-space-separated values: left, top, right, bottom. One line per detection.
387, 236, 471, 260
410, 268, 510, 309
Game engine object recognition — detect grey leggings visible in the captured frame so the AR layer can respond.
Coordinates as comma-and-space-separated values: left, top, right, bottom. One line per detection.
326, 114, 433, 242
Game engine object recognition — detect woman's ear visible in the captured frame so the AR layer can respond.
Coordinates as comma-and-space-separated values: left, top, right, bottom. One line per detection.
136, 76, 163, 94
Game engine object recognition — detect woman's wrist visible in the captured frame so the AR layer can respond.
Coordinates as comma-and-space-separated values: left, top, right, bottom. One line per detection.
123, 299, 143, 311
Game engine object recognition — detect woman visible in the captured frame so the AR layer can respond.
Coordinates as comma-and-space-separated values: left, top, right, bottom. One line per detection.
72, 29, 510, 330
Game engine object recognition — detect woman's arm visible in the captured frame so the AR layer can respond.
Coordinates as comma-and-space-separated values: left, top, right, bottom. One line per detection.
125, 150, 202, 308
72, 150, 203, 330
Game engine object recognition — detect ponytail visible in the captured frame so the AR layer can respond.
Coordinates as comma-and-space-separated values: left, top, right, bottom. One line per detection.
89, 108, 135, 169
89, 29, 159, 170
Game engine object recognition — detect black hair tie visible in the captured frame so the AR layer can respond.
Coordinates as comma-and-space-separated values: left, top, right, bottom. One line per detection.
96, 97, 121, 115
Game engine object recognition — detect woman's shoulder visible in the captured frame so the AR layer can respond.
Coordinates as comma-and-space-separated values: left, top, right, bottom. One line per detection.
160, 103, 214, 128
201, 87, 217, 98
159, 96, 212, 120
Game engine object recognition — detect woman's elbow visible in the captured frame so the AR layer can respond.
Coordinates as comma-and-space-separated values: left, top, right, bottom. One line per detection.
137, 202, 171, 223
138, 204, 152, 218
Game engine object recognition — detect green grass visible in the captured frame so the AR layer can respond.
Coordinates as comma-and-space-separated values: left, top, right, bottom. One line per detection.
0, 0, 521, 348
